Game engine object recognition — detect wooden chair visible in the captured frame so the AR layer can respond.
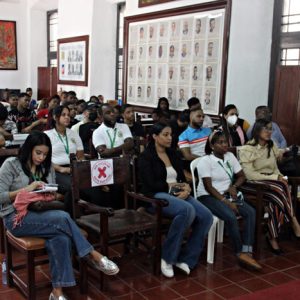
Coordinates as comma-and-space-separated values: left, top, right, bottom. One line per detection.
70, 156, 167, 288
0, 147, 20, 253
5, 228, 88, 300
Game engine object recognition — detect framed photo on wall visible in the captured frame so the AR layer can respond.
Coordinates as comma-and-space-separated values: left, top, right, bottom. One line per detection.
57, 35, 89, 86
139, 0, 176, 8
0, 20, 18, 70
124, 0, 231, 116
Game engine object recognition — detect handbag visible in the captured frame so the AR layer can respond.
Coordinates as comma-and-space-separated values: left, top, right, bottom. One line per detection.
28, 200, 65, 211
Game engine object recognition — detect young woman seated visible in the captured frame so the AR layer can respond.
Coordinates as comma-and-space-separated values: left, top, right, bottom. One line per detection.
197, 130, 261, 270
45, 105, 84, 215
0, 132, 119, 300
220, 104, 248, 147
139, 122, 213, 278
239, 118, 300, 254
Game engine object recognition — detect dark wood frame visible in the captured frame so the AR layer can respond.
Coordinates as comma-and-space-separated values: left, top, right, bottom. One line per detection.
0, 20, 18, 70
123, 0, 232, 116
139, 0, 176, 8
47, 9, 58, 67
57, 35, 89, 86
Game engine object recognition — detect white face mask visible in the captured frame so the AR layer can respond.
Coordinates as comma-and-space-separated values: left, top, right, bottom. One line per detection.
227, 115, 238, 126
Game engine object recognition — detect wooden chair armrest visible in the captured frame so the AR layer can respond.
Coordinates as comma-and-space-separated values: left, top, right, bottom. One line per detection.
127, 191, 169, 207
288, 177, 300, 185
78, 200, 114, 216
240, 181, 271, 192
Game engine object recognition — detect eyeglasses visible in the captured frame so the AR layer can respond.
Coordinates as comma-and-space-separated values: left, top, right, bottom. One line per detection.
262, 126, 272, 132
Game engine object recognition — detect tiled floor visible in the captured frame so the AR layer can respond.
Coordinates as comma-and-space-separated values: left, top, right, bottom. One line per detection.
1, 236, 300, 299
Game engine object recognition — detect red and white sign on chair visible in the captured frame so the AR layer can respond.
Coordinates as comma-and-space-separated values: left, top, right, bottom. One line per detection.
90, 159, 114, 187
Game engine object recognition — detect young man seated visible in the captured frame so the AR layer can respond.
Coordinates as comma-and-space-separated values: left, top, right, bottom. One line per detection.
92, 104, 134, 158
170, 110, 189, 149
0, 104, 17, 140
178, 107, 211, 161
247, 106, 287, 149
7, 93, 18, 112
121, 104, 145, 138
187, 97, 213, 128
8, 93, 46, 133
78, 105, 100, 154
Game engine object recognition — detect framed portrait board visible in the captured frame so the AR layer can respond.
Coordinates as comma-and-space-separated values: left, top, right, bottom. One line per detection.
0, 20, 18, 70
123, 0, 231, 116
57, 35, 89, 86
139, 0, 176, 8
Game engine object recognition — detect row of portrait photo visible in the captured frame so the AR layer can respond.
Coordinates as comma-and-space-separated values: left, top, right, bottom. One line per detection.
128, 63, 217, 86
129, 15, 222, 45
128, 38, 220, 64
127, 85, 217, 112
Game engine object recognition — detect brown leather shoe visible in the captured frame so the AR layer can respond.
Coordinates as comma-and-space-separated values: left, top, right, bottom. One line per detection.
237, 253, 262, 271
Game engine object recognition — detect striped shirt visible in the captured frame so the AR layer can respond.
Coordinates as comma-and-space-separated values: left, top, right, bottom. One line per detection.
178, 126, 211, 157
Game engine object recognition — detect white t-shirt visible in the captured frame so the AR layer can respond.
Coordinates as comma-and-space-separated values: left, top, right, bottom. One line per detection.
196, 152, 242, 196
166, 166, 177, 184
71, 120, 84, 134
92, 122, 132, 150
45, 128, 84, 165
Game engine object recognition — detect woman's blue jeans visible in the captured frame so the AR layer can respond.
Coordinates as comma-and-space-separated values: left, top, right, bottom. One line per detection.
154, 193, 213, 269
4, 210, 93, 288
199, 195, 256, 254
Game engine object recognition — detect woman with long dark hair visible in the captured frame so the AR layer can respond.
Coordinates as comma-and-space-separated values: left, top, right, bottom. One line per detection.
239, 118, 300, 254
139, 122, 213, 278
45, 105, 84, 214
156, 97, 170, 113
220, 104, 248, 147
0, 132, 119, 300
197, 130, 261, 270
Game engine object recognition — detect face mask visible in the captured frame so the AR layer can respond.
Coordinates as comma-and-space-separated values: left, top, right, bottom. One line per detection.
227, 115, 238, 126
88, 112, 97, 122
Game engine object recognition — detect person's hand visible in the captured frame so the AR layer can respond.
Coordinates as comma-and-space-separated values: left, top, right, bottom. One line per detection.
175, 190, 190, 200
278, 175, 288, 182
176, 182, 191, 193
39, 118, 48, 125
227, 201, 238, 214
59, 166, 71, 174
25, 181, 44, 192
227, 185, 237, 200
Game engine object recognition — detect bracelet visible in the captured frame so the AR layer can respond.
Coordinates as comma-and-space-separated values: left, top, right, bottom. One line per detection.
232, 184, 237, 188
220, 197, 227, 202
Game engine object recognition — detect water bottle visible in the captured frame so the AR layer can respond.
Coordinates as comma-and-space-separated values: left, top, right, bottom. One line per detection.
2, 257, 7, 285
118, 98, 122, 106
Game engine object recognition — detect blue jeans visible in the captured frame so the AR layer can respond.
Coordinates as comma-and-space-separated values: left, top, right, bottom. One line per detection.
199, 195, 256, 254
4, 210, 93, 288
154, 193, 213, 269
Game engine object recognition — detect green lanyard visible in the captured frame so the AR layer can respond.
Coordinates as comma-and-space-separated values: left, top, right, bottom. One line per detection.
106, 128, 117, 148
31, 173, 41, 182
217, 160, 234, 183
56, 130, 70, 155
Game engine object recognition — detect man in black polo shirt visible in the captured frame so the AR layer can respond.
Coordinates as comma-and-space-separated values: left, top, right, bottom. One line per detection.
8, 93, 46, 133
121, 104, 145, 138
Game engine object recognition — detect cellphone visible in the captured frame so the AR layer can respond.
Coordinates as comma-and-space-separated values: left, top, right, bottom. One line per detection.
169, 186, 182, 196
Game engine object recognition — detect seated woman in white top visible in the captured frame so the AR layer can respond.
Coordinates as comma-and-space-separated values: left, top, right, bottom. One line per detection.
197, 130, 261, 270
45, 105, 84, 215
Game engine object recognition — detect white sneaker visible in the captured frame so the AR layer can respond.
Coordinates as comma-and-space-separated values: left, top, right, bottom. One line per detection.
175, 262, 190, 275
161, 259, 174, 278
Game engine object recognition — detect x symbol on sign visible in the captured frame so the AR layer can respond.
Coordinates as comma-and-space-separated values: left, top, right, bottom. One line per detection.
98, 167, 107, 178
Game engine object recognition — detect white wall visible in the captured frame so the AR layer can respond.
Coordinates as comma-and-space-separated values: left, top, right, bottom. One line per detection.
56, 0, 94, 99
125, 0, 274, 123
89, 0, 117, 100
226, 0, 273, 123
0, 0, 57, 99
57, 0, 117, 101
0, 1, 29, 93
